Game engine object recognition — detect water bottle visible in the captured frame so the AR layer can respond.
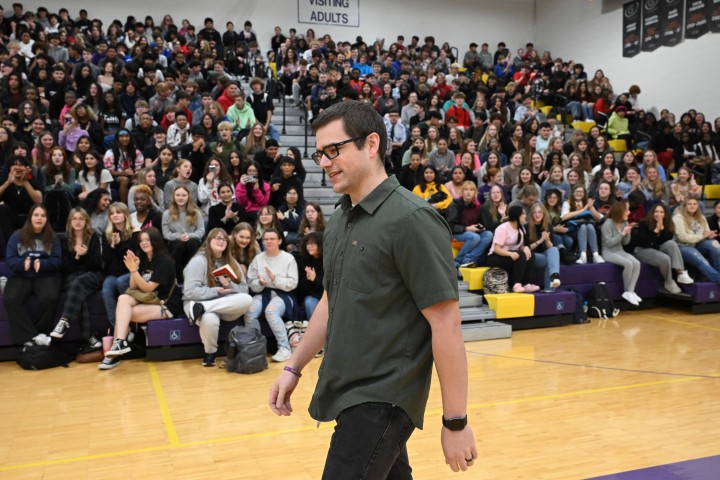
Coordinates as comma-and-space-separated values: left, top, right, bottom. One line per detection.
583, 300, 588, 313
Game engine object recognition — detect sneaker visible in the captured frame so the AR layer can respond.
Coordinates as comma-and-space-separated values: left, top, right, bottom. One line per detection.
622, 291, 639, 306
202, 353, 216, 367
631, 292, 643, 303
98, 356, 122, 370
33, 333, 52, 346
576, 252, 587, 264
664, 281, 682, 294
271, 347, 292, 362
315, 348, 325, 358
289, 332, 303, 349
592, 252, 605, 264
49, 318, 70, 339
105, 338, 131, 357
550, 274, 561, 289
523, 284, 541, 293
187, 301, 205, 325
676, 271, 694, 284
88, 336, 102, 350
460, 261, 476, 268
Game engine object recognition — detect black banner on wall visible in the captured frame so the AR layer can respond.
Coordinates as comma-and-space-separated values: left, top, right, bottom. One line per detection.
685, 0, 710, 38
660, 0, 684, 46
711, 0, 720, 32
623, 1, 642, 57
642, 0, 662, 51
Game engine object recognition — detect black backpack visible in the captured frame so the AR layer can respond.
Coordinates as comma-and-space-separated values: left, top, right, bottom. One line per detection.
225, 325, 268, 374
585, 282, 619, 319
16, 344, 75, 370
569, 288, 589, 324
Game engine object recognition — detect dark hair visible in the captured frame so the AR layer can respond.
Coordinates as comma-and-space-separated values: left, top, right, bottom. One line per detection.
137, 227, 170, 263
419, 164, 439, 193
20, 204, 56, 253
301, 231, 323, 258
311, 100, 387, 164
645, 203, 674, 234
508, 204, 525, 222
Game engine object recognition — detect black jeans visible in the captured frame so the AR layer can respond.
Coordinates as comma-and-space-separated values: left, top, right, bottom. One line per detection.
323, 402, 416, 480
5, 274, 63, 344
487, 250, 535, 287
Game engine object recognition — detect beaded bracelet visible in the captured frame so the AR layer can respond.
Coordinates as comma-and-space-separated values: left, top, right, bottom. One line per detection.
283, 366, 302, 378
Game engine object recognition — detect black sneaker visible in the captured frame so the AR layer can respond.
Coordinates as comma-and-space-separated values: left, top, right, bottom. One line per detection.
188, 301, 205, 325
98, 356, 122, 370
105, 338, 131, 357
202, 353, 216, 367
87, 336, 102, 350
49, 318, 70, 338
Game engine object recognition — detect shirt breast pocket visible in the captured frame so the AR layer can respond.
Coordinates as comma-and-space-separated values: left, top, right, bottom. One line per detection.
345, 241, 379, 294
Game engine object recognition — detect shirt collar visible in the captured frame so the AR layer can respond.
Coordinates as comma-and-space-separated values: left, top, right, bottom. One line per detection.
336, 175, 399, 215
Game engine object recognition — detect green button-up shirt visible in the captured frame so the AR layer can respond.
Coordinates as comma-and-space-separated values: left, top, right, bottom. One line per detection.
309, 176, 458, 429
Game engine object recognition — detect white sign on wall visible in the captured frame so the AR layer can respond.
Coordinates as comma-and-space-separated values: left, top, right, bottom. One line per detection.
298, 0, 360, 27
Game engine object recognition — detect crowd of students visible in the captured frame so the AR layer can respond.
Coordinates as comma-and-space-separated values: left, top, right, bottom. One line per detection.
1, 4, 720, 368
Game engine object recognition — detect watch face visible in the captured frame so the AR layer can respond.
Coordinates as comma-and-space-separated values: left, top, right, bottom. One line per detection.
443, 415, 467, 431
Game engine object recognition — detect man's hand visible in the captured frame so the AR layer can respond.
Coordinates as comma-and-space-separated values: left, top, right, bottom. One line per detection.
442, 426, 478, 472
269, 370, 300, 416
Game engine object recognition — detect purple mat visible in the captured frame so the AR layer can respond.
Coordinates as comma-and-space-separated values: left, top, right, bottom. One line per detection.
144, 317, 242, 347
682, 282, 720, 303
587, 454, 720, 480
533, 290, 576, 316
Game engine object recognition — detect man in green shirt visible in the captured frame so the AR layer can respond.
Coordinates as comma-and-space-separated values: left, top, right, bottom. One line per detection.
269, 101, 476, 477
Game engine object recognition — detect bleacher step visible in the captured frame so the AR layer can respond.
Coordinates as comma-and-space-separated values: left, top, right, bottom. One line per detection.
461, 321, 512, 342
460, 305, 496, 322
459, 292, 483, 308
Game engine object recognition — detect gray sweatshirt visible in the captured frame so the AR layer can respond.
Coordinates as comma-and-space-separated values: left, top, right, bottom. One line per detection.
163, 178, 199, 210
182, 251, 248, 302
247, 250, 299, 294
161, 207, 205, 241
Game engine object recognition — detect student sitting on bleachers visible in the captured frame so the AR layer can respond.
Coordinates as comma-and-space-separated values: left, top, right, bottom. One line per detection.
4, 205, 63, 346
634, 204, 694, 294
561, 185, 605, 265
162, 185, 205, 282
100, 227, 182, 370
229, 222, 261, 278
101, 202, 136, 328
296, 231, 324, 323
486, 205, 540, 293
673, 198, 720, 283
527, 203, 562, 290
244, 228, 299, 363
601, 202, 642, 306
183, 228, 253, 367
49, 207, 105, 347
445, 181, 494, 268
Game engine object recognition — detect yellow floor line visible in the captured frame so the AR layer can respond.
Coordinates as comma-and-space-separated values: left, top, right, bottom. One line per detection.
148, 362, 180, 447
640, 313, 720, 331
1, 373, 706, 473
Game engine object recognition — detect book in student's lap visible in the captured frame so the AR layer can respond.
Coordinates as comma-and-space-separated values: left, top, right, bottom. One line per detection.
212, 264, 238, 283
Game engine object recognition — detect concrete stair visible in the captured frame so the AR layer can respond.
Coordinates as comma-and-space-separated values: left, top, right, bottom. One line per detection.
457, 282, 511, 342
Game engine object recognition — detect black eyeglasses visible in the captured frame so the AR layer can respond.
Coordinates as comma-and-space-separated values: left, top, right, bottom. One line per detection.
311, 136, 364, 165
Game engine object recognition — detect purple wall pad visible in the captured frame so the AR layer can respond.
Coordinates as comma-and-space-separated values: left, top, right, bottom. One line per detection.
145, 318, 243, 347
533, 291, 576, 316
587, 454, 720, 480
682, 283, 720, 303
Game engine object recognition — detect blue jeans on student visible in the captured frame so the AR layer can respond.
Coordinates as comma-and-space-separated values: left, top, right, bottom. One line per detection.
680, 241, 720, 282
322, 402, 415, 480
533, 246, 560, 290
552, 232, 574, 251
304, 295, 319, 320
102, 273, 131, 327
267, 123, 281, 142
577, 224, 599, 254
453, 230, 493, 266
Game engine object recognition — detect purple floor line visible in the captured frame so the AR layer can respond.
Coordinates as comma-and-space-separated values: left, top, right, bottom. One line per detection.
586, 455, 720, 480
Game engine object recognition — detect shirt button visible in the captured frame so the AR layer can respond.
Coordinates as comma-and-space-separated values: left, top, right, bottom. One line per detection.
333, 280, 338, 286
339, 250, 343, 256
347, 223, 352, 229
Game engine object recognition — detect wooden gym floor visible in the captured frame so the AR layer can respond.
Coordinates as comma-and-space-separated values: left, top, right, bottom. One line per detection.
1, 306, 719, 480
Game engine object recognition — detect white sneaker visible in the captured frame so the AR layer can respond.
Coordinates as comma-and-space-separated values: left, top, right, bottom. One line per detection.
576, 252, 587, 264
622, 291, 639, 306
33, 333, 52, 346
664, 281, 682, 294
631, 292, 643, 303
676, 271, 694, 284
592, 252, 605, 264
271, 347, 292, 362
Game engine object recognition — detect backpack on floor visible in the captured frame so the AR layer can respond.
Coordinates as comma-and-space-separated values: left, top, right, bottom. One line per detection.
483, 268, 509, 294
569, 288, 590, 324
16, 344, 75, 370
225, 325, 268, 374
585, 282, 619, 319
